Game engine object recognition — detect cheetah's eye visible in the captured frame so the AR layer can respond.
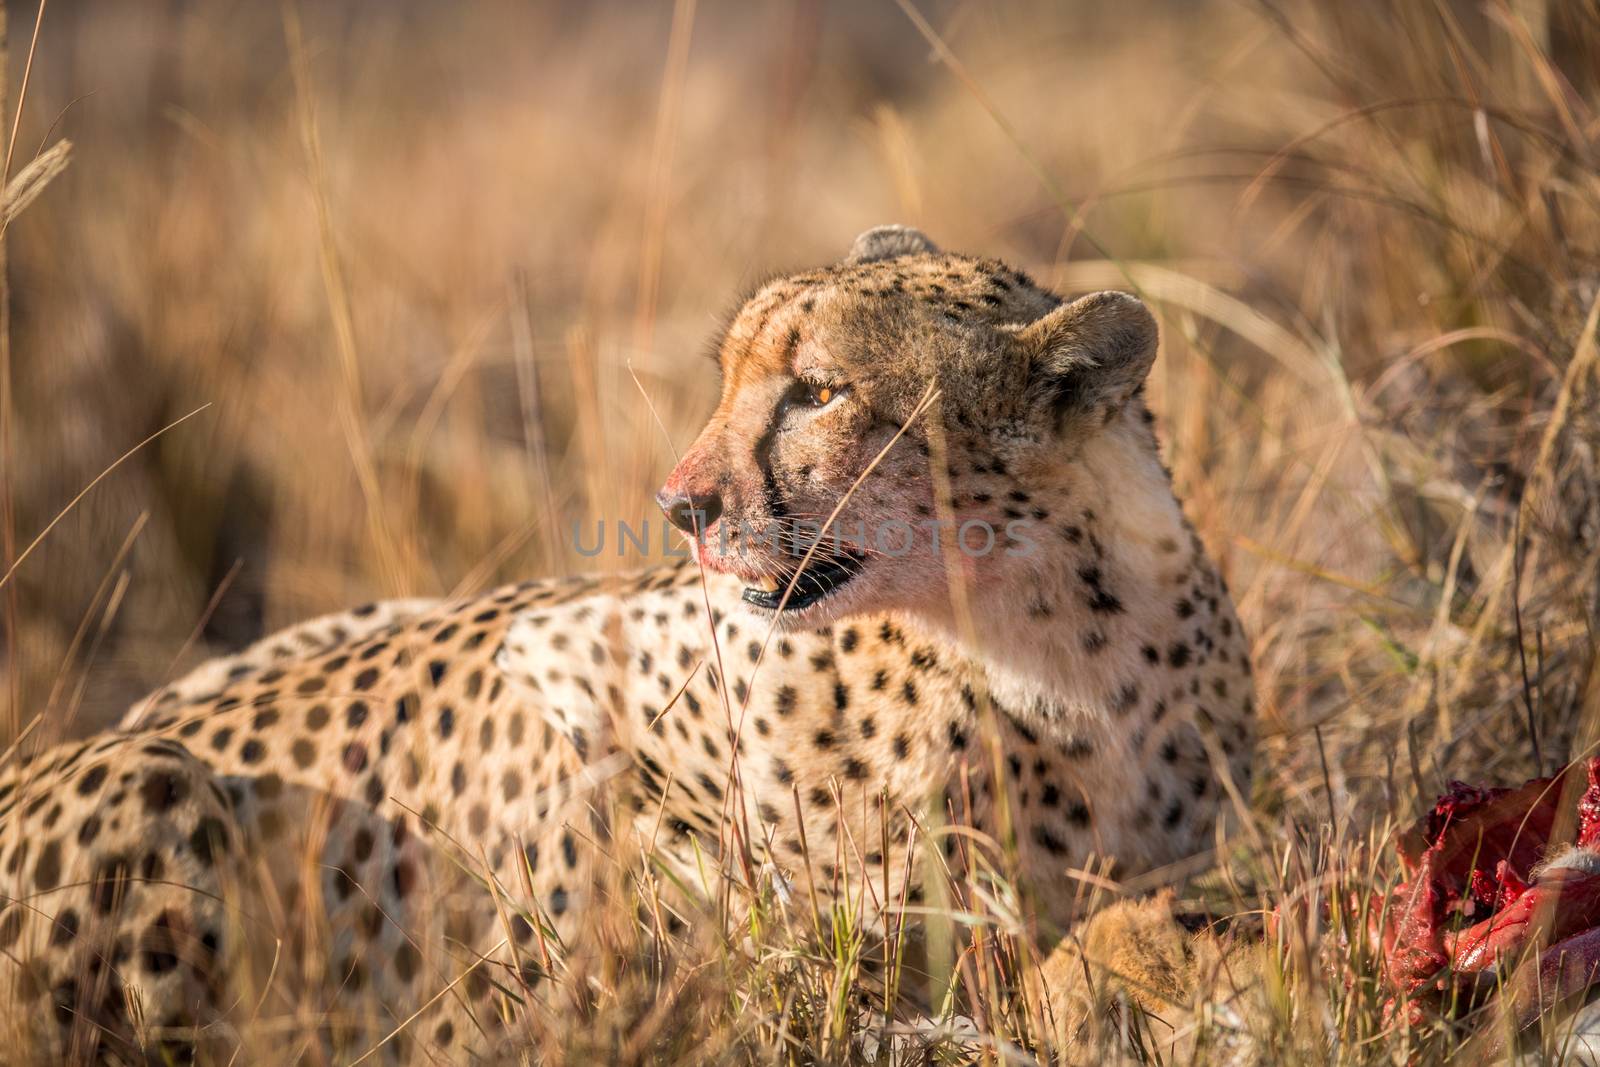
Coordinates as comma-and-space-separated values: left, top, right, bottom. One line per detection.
787, 379, 847, 411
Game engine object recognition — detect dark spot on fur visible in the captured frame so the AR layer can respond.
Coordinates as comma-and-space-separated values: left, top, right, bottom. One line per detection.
1032, 826, 1068, 856
34, 840, 61, 891
90, 856, 133, 914
140, 771, 189, 814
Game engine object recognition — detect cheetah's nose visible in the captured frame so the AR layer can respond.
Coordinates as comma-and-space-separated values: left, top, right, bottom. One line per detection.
657, 488, 723, 536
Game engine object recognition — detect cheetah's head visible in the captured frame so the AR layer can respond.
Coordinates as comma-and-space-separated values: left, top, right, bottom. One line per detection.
657, 226, 1158, 629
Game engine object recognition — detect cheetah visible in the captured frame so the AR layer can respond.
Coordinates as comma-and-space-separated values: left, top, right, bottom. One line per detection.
0, 226, 1253, 1062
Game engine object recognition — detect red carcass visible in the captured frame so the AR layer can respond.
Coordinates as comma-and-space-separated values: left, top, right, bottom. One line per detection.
1380, 757, 1600, 1033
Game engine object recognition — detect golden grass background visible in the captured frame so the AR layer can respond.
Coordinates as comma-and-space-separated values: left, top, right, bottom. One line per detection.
1, 0, 1598, 1059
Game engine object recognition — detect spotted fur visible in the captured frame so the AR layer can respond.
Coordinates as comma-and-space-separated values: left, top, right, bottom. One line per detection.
0, 228, 1253, 1063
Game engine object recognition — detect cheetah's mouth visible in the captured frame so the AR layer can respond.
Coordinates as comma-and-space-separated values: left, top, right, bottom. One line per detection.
740, 554, 865, 613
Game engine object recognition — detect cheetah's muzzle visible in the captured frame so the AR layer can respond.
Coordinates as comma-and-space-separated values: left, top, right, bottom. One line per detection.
741, 551, 864, 612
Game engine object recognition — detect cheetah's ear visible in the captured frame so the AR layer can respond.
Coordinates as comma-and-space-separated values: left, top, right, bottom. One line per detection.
843, 225, 940, 265
1017, 291, 1157, 433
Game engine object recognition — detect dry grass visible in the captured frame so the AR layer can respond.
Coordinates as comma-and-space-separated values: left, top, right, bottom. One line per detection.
1, 0, 1598, 1062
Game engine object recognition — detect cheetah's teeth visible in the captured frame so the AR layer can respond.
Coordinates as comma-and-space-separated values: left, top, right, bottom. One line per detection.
756, 575, 781, 593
